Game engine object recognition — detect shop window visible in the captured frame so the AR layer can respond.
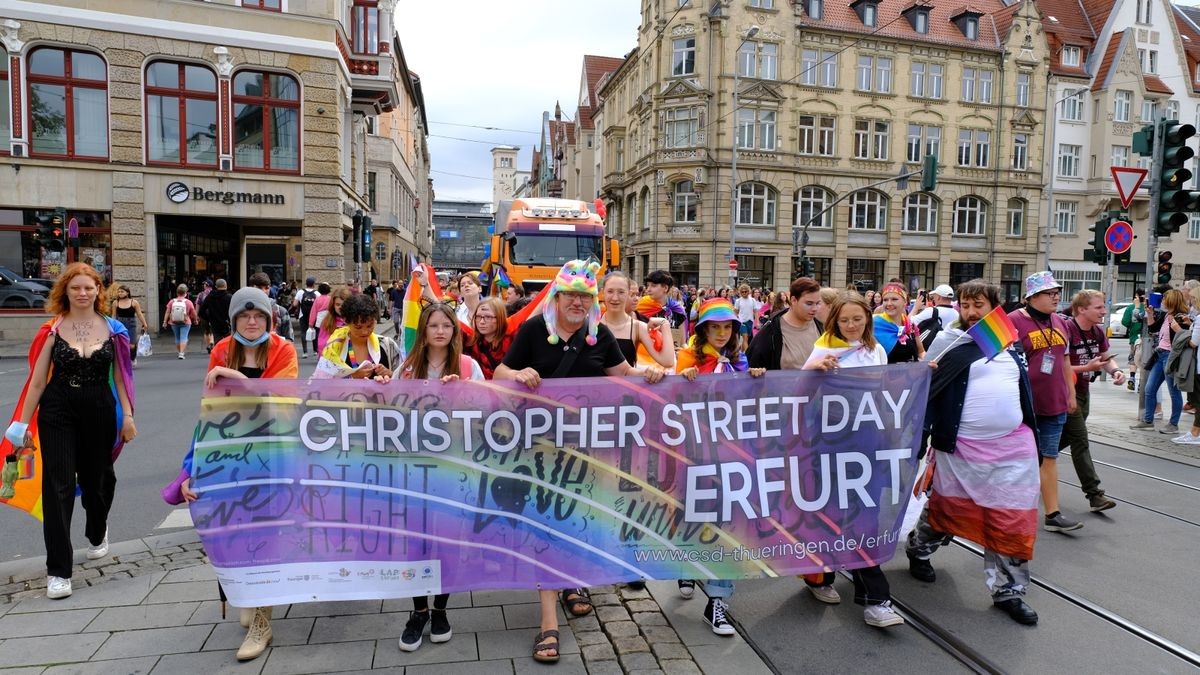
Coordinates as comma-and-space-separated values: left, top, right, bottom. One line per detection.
1001, 263, 1024, 304
669, 253, 700, 288
950, 262, 985, 288
27, 47, 109, 159
847, 258, 883, 293
232, 70, 301, 173
145, 61, 218, 167
0, 210, 112, 310
735, 255, 774, 290
900, 260, 936, 295
351, 0, 380, 55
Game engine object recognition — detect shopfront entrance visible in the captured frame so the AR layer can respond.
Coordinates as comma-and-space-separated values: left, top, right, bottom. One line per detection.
156, 215, 239, 310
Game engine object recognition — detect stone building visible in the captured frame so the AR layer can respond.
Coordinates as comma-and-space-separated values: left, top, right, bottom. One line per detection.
594, 0, 1049, 297
0, 0, 411, 332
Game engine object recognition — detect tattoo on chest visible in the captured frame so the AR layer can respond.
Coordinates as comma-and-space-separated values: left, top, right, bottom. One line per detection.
69, 320, 95, 343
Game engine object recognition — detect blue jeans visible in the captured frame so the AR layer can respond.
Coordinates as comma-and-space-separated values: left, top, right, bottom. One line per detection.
1142, 349, 1182, 425
170, 323, 191, 343
1035, 413, 1067, 459
704, 579, 733, 599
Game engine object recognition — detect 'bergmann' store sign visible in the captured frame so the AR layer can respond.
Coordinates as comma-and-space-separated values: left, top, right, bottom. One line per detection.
166, 180, 286, 205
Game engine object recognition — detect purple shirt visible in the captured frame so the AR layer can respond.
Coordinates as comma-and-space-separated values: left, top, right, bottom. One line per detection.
1064, 318, 1110, 396
1008, 308, 1071, 416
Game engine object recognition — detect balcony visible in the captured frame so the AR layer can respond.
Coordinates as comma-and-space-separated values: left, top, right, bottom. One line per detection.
337, 6, 399, 114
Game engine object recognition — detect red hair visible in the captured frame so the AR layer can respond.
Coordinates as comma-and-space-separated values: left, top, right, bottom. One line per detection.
46, 263, 106, 316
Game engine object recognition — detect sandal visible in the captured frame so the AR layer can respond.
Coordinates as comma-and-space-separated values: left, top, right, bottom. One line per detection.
560, 588, 593, 617
532, 629, 560, 663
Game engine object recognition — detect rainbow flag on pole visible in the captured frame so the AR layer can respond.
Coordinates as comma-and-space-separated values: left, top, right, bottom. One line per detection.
966, 306, 1020, 361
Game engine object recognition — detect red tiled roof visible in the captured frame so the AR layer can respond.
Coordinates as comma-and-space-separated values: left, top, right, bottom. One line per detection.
1039, 0, 1103, 77
798, 0, 1008, 51
992, 2, 1020, 38
1144, 75, 1173, 95
579, 55, 625, 130
1090, 29, 1122, 91
1174, 5, 1200, 93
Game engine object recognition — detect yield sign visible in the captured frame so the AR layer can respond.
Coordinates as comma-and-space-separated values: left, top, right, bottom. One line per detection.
1105, 220, 1134, 255
1111, 167, 1148, 208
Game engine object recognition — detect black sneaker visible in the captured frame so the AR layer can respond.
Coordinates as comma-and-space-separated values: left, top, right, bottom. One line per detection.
1043, 512, 1083, 532
907, 554, 936, 582
399, 610, 429, 652
703, 598, 736, 636
429, 609, 452, 643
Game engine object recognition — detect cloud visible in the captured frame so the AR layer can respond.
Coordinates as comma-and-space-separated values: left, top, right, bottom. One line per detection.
396, 0, 640, 203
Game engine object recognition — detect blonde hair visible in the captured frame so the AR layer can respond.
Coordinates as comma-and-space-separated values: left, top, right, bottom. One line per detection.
1070, 289, 1105, 314
824, 294, 877, 350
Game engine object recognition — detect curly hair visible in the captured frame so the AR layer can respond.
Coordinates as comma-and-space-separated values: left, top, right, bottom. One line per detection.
47, 263, 106, 316
340, 292, 380, 325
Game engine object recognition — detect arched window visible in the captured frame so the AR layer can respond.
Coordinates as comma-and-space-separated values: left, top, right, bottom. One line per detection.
232, 70, 301, 172
1007, 198, 1026, 236
736, 182, 776, 225
849, 189, 888, 230
145, 61, 218, 166
27, 47, 108, 158
674, 180, 697, 223
794, 186, 832, 228
954, 196, 988, 235
902, 193, 938, 233
640, 187, 651, 229
626, 194, 636, 234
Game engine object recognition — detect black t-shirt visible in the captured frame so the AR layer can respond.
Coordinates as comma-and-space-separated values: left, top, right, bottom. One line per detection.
503, 315, 626, 378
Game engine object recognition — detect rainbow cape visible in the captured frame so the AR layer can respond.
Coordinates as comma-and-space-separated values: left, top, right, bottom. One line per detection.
967, 306, 1019, 361
1, 316, 135, 522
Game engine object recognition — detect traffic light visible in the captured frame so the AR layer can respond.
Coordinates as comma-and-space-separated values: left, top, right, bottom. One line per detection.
1085, 216, 1109, 263
1156, 121, 1198, 237
352, 211, 363, 264
921, 155, 938, 192
1157, 250, 1174, 284
34, 211, 66, 253
361, 215, 373, 263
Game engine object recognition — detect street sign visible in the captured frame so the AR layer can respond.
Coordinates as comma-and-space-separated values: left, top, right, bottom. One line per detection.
728, 259, 738, 270
1105, 220, 1134, 255
1111, 166, 1149, 208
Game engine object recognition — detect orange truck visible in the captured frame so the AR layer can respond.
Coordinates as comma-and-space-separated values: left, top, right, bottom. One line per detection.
489, 197, 620, 293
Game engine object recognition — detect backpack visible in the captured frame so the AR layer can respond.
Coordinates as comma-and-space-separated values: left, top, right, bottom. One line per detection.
298, 289, 317, 322
917, 307, 942, 350
169, 299, 189, 324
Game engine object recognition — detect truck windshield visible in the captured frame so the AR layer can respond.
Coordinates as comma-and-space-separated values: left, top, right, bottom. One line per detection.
510, 234, 603, 267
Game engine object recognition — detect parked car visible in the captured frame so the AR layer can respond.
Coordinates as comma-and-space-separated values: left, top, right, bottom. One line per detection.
1109, 302, 1132, 338
0, 266, 50, 309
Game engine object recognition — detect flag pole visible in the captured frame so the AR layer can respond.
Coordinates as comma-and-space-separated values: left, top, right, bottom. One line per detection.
927, 331, 969, 362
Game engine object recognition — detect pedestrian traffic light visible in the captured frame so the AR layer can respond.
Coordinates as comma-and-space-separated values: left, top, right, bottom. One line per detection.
361, 215, 373, 263
1085, 216, 1109, 263
1157, 250, 1174, 284
34, 211, 66, 253
1156, 121, 1197, 237
920, 155, 938, 192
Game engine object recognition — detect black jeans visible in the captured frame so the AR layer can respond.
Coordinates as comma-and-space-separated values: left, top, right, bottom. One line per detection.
805, 567, 891, 605
39, 381, 117, 578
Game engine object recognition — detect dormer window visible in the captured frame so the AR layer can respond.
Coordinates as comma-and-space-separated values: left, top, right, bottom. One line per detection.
950, 7, 982, 41
1062, 45, 1081, 67
851, 0, 879, 27
902, 3, 933, 34
806, 0, 823, 20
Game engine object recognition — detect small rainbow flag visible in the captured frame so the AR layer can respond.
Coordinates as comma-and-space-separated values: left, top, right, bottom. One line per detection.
967, 306, 1019, 361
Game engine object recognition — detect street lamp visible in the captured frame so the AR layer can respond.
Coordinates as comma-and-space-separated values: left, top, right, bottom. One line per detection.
727, 24, 759, 287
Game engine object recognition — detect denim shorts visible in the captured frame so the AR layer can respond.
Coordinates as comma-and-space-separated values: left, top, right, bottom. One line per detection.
1035, 413, 1067, 458
170, 323, 191, 343
740, 320, 754, 335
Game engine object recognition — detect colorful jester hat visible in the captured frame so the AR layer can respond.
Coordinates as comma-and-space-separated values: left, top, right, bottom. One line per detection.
544, 259, 602, 346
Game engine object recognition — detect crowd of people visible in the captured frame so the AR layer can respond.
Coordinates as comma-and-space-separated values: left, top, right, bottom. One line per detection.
7, 259, 1187, 665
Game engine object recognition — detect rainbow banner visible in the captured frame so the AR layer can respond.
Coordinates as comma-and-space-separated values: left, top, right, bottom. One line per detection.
967, 306, 1020, 361
188, 366, 929, 607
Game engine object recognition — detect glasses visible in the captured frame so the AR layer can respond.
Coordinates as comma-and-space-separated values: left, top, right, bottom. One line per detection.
559, 292, 592, 304
1039, 290, 1062, 298
475, 315, 497, 321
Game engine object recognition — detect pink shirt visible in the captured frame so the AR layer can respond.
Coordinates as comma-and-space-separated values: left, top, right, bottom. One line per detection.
1159, 320, 1172, 351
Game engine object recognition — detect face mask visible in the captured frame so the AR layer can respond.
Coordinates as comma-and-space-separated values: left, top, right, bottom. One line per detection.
233, 329, 270, 347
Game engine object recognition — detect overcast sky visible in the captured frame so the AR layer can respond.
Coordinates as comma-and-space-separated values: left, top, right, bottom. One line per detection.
395, 1, 641, 204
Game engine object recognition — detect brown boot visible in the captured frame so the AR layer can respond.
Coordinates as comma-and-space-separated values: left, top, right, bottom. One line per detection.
236, 606, 272, 661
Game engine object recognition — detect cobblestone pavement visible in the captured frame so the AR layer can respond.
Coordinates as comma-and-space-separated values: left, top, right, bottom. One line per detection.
0, 530, 769, 673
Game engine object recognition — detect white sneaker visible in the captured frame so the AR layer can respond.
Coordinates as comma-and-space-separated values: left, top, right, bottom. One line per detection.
85, 529, 109, 560
1173, 433, 1200, 444
177, 353, 185, 360
807, 584, 841, 604
46, 576, 72, 599
864, 601, 905, 627
677, 579, 695, 599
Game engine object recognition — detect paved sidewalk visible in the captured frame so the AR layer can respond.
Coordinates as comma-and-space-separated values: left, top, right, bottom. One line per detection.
1086, 375, 1200, 465
0, 530, 772, 674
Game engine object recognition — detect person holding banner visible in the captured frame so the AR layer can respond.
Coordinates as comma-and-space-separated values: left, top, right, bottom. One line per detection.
179, 286, 298, 661
3, 263, 136, 600
312, 294, 400, 381
601, 271, 675, 369
495, 259, 666, 663
802, 293, 903, 628
395, 301, 483, 651
676, 298, 766, 635
874, 282, 925, 364
909, 279, 1042, 625
465, 296, 512, 380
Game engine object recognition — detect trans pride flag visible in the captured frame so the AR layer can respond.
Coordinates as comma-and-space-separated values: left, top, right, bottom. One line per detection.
966, 306, 1019, 361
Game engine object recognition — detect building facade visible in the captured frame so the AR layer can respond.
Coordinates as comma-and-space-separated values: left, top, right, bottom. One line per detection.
491, 145, 530, 212
594, 0, 1048, 297
0, 0, 411, 332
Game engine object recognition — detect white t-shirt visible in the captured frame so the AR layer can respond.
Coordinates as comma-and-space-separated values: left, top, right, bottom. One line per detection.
959, 352, 1024, 440
734, 297, 762, 322
911, 304, 959, 330
804, 341, 889, 369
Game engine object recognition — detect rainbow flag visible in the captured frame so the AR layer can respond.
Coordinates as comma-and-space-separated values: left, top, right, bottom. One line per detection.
400, 263, 445, 355
966, 306, 1019, 361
